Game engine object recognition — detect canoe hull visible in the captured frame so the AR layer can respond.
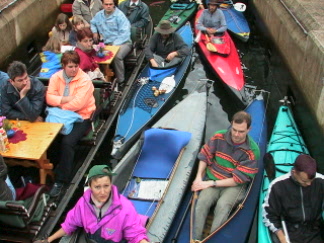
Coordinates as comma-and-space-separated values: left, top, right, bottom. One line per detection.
112, 22, 194, 159
257, 103, 309, 243
113, 81, 212, 242
164, 94, 267, 243
194, 10, 246, 105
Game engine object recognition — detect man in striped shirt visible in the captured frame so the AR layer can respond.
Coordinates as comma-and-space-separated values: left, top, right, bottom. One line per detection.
192, 111, 260, 240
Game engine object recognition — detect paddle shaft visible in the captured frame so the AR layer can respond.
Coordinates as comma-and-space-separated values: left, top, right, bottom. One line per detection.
281, 216, 291, 243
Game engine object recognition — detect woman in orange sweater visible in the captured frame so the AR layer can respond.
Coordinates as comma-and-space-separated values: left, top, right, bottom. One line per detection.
46, 50, 95, 198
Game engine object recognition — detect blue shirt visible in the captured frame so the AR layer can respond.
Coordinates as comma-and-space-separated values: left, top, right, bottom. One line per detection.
90, 8, 131, 45
196, 9, 227, 33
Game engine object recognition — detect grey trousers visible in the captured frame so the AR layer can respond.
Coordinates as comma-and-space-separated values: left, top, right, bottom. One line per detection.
113, 42, 132, 83
153, 54, 183, 67
193, 184, 246, 240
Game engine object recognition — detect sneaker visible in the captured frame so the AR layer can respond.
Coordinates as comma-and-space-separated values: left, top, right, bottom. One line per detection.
49, 182, 64, 198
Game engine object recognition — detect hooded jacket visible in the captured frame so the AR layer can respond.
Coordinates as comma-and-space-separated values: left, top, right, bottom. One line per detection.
61, 185, 149, 243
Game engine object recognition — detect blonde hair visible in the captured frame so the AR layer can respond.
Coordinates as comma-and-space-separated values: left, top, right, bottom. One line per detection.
71, 15, 85, 26
42, 35, 61, 53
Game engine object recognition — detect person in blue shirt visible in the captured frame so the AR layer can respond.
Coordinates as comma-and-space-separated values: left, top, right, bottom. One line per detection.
196, 0, 227, 36
90, 0, 132, 85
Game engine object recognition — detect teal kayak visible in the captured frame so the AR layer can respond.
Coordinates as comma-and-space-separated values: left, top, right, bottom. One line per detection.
257, 97, 309, 242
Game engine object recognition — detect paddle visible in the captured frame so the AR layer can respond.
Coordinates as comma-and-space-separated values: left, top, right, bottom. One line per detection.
190, 191, 199, 242
205, 34, 217, 52
263, 152, 276, 181
264, 152, 292, 243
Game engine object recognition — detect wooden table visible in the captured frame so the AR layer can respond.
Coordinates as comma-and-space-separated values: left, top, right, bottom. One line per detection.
96, 45, 120, 82
0, 121, 63, 184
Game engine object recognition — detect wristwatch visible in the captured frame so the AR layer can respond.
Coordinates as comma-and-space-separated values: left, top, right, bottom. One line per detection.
213, 180, 217, 187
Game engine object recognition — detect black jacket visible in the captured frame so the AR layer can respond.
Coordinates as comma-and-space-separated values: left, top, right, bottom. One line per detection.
0, 156, 14, 201
1, 76, 45, 121
263, 171, 324, 242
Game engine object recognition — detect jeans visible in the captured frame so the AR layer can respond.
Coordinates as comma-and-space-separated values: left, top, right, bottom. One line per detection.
193, 184, 246, 240
54, 119, 91, 183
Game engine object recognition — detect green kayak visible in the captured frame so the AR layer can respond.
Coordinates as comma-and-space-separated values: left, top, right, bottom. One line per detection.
257, 97, 309, 242
158, 2, 197, 31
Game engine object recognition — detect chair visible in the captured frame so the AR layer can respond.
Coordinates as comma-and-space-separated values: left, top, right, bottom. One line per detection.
80, 82, 121, 145
0, 185, 56, 242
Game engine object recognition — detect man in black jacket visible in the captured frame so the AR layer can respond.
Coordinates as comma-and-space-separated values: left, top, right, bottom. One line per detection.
1, 61, 45, 122
263, 154, 324, 243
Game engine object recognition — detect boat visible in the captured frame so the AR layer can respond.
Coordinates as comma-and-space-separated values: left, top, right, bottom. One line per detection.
164, 92, 268, 243
111, 22, 194, 159
219, 0, 250, 42
0, 11, 154, 243
257, 97, 309, 243
112, 79, 226, 242
194, 9, 247, 105
159, 1, 198, 31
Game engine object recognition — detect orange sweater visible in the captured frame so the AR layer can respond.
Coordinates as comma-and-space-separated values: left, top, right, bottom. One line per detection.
46, 68, 95, 119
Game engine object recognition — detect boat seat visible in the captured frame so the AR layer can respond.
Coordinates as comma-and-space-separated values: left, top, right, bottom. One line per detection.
80, 84, 118, 145
0, 185, 56, 242
133, 128, 191, 179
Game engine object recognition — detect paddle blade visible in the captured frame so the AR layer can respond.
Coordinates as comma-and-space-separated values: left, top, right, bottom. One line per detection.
233, 2, 246, 12
195, 31, 202, 43
206, 42, 218, 52
264, 152, 276, 181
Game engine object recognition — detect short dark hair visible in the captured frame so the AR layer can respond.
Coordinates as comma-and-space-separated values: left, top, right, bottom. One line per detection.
61, 50, 80, 66
294, 154, 317, 179
231, 111, 251, 128
7, 61, 27, 80
76, 27, 93, 42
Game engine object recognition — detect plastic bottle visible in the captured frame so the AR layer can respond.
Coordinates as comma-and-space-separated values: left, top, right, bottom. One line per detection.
0, 128, 9, 152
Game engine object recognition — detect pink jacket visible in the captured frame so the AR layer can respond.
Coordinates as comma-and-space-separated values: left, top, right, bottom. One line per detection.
61, 186, 149, 243
46, 68, 95, 119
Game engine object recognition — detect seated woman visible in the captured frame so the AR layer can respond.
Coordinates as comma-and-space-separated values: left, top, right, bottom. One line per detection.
51, 13, 73, 45
35, 165, 149, 243
74, 27, 104, 80
46, 51, 96, 198
69, 16, 86, 46
39, 35, 62, 78
0, 155, 15, 201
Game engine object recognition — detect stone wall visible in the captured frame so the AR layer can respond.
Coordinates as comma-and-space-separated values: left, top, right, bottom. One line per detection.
252, 0, 324, 133
0, 0, 65, 68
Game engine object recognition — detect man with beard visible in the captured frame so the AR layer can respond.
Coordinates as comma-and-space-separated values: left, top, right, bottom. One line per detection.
144, 20, 189, 68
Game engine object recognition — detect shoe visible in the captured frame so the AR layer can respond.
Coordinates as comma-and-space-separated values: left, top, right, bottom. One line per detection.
49, 182, 64, 198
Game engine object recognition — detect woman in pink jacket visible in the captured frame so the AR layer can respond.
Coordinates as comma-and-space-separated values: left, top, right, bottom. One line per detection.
35, 165, 149, 243
46, 50, 96, 198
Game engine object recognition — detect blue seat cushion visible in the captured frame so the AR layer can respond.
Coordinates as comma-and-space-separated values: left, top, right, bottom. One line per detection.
133, 128, 191, 179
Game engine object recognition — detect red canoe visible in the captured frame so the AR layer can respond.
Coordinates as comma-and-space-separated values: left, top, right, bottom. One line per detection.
195, 9, 246, 103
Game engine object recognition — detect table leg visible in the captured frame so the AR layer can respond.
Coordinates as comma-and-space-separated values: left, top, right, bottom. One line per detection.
37, 153, 54, 185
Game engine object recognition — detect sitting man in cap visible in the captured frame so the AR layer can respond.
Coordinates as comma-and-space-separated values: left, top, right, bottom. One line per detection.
196, 0, 227, 37
263, 154, 324, 243
35, 165, 150, 243
145, 20, 189, 68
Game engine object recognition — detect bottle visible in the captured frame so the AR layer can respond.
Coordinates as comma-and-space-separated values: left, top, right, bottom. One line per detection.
0, 128, 9, 152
